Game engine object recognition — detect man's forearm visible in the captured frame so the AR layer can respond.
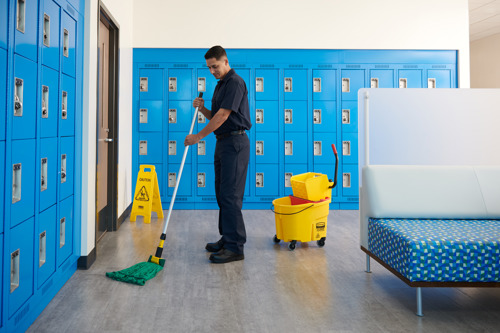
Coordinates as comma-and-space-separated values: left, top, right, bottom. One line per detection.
198, 106, 212, 120
197, 108, 231, 140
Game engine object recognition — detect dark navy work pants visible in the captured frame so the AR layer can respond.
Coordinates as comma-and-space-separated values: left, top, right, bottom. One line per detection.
214, 132, 250, 254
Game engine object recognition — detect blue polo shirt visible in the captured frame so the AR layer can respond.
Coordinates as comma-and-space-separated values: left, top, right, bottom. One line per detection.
211, 69, 252, 135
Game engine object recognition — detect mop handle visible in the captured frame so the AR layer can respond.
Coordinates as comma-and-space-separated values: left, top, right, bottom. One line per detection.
162, 92, 203, 235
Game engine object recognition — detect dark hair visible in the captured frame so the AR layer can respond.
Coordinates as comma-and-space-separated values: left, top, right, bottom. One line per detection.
205, 45, 227, 60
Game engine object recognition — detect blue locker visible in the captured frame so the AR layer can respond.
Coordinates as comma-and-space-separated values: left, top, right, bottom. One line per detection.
0, 141, 4, 233
255, 69, 278, 101
168, 100, 192, 132
57, 195, 73, 267
255, 164, 279, 197
166, 131, 192, 164
427, 69, 451, 88
168, 68, 192, 101
255, 100, 279, 132
42, 0, 61, 70
284, 164, 307, 196
40, 138, 57, 212
284, 132, 307, 164
139, 69, 163, 101
13, 55, 37, 139
197, 68, 217, 101
61, 11, 76, 77
284, 101, 308, 133
312, 101, 336, 133
342, 164, 359, 198
41, 65, 59, 138
138, 100, 163, 132
14, 0, 38, 61
196, 163, 214, 197
313, 132, 337, 165
196, 99, 210, 129
8, 217, 35, 317
284, 69, 307, 100
11, 139, 35, 228
148, 164, 165, 202
255, 132, 279, 164
369, 69, 394, 88
1, 48, 6, 140
340, 101, 358, 133
138, 132, 163, 164
313, 163, 338, 198
67, 0, 83, 13
398, 69, 422, 88
60, 74, 75, 137
0, 0, 7, 50
167, 164, 192, 197
196, 133, 215, 164
341, 69, 365, 101
312, 69, 336, 101
59, 136, 74, 200
38, 205, 56, 288
341, 133, 358, 165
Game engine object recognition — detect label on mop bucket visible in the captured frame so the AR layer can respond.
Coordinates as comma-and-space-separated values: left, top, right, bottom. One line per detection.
130, 165, 164, 223
316, 222, 326, 231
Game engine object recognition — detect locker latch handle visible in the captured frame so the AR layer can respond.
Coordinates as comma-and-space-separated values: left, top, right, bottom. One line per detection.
40, 231, 47, 267
12, 163, 22, 203
61, 154, 67, 183
11, 249, 20, 293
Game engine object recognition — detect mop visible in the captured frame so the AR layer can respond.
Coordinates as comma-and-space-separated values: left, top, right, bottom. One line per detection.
106, 93, 203, 286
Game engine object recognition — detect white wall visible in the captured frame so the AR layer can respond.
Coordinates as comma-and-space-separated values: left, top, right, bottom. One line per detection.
470, 33, 500, 88
132, 0, 470, 87
82, 0, 134, 256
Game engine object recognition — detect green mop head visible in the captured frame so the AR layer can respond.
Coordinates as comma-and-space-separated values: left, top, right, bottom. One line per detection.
105, 256, 165, 286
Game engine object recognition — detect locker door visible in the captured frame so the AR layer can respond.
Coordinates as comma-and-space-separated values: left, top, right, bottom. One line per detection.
313, 163, 338, 198
38, 205, 56, 288
8, 217, 35, 317
0, 142, 4, 233
13, 55, 37, 139
284, 164, 307, 196
312, 101, 336, 133
1, 49, 6, 140
166, 132, 192, 164
60, 74, 75, 137
60, 136, 74, 200
255, 101, 279, 133
167, 164, 192, 196
197, 68, 217, 101
312, 69, 336, 101
340, 101, 358, 133
168, 68, 192, 101
196, 163, 214, 196
255, 132, 279, 164
139, 69, 163, 100
283, 100, 308, 133
41, 65, 59, 138
369, 69, 394, 88
168, 100, 192, 132
196, 134, 215, 164
138, 132, 163, 164
398, 69, 422, 88
284, 69, 307, 100
61, 11, 76, 77
0, 0, 7, 50
42, 0, 61, 70
284, 132, 307, 164
255, 164, 279, 197
11, 139, 35, 228
427, 69, 451, 88
313, 133, 337, 165
255, 69, 278, 101
341, 69, 365, 101
138, 100, 163, 132
40, 137, 57, 212
14, 0, 38, 61
58, 195, 73, 266
342, 164, 359, 197
341, 133, 358, 165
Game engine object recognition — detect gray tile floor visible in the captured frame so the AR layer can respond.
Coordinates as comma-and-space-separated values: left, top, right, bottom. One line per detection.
29, 210, 500, 332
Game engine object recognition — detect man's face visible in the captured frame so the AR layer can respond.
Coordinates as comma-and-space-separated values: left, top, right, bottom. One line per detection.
206, 57, 229, 80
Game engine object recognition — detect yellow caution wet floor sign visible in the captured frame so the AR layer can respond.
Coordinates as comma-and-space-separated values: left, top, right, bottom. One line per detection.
130, 165, 164, 223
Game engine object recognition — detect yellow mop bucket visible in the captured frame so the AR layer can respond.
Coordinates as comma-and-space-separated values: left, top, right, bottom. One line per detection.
290, 172, 332, 201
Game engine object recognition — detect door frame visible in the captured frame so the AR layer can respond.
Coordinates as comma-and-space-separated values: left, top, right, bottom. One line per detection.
96, 4, 119, 240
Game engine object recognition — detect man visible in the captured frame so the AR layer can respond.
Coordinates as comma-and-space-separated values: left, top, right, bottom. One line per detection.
184, 46, 251, 264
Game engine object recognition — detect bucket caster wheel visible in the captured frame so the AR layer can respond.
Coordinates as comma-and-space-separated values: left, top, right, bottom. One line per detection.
288, 240, 297, 251
317, 237, 326, 247
273, 235, 280, 243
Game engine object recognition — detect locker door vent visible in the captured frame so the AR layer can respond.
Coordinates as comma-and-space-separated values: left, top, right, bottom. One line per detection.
375, 65, 389, 68
233, 64, 247, 67
289, 64, 303, 68
66, 4, 75, 15
145, 63, 159, 68
14, 304, 30, 325
318, 64, 333, 68
260, 64, 275, 68
403, 65, 418, 69
346, 65, 360, 69
173, 64, 188, 67
432, 65, 447, 69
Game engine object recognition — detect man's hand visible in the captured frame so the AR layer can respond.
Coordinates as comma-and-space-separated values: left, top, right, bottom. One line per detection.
193, 97, 204, 110
184, 134, 201, 146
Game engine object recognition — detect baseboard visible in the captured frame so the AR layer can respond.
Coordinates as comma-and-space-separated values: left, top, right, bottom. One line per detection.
117, 203, 132, 228
77, 247, 96, 270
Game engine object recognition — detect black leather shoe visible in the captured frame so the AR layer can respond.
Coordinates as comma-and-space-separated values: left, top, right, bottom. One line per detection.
209, 249, 244, 264
205, 239, 224, 252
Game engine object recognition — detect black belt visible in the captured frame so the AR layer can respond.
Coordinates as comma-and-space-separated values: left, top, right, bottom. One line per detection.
215, 130, 245, 140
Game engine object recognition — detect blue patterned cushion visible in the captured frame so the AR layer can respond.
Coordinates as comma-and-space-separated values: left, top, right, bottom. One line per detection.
368, 218, 500, 282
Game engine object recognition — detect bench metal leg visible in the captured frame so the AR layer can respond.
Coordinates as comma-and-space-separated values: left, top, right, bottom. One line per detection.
365, 254, 371, 273
416, 287, 423, 317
